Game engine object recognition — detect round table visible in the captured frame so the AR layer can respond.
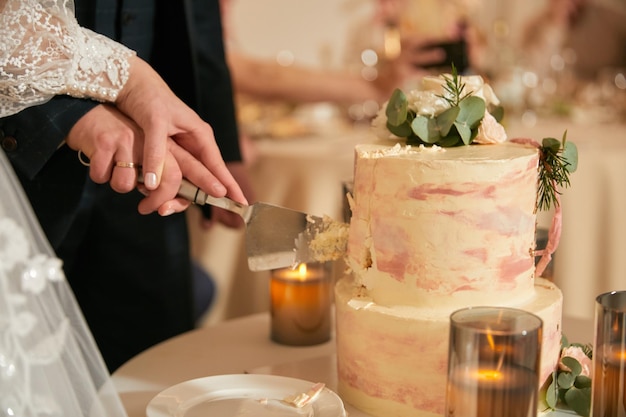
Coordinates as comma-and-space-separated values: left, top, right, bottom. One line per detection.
112, 313, 591, 417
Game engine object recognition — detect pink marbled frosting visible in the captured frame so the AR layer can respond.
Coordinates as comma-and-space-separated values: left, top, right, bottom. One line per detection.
347, 143, 540, 309
336, 143, 563, 417
335, 278, 563, 417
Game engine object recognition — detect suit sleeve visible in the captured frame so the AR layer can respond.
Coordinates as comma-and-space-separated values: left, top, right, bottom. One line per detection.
0, 96, 98, 180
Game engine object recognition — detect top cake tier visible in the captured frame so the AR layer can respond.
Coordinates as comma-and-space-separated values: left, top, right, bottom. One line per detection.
347, 142, 540, 311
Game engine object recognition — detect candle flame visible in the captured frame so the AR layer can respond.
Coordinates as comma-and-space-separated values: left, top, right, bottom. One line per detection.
486, 327, 496, 351
485, 326, 506, 372
475, 369, 503, 381
612, 316, 621, 334
297, 263, 308, 281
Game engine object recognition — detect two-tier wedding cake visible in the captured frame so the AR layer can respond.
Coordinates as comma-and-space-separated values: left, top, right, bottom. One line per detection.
333, 73, 575, 417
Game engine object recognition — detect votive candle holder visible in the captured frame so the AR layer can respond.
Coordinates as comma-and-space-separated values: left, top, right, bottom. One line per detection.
445, 307, 543, 417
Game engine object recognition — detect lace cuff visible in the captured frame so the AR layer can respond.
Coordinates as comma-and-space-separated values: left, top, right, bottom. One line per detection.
0, 0, 136, 117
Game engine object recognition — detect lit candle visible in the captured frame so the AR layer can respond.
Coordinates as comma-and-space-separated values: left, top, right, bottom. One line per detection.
592, 345, 626, 416
446, 308, 542, 417
592, 291, 626, 417
447, 364, 538, 417
270, 263, 331, 346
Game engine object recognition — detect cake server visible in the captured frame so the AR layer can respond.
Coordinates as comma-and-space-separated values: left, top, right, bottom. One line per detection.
175, 178, 326, 271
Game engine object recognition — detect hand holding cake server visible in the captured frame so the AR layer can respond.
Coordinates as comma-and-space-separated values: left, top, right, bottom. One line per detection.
0, 0, 247, 215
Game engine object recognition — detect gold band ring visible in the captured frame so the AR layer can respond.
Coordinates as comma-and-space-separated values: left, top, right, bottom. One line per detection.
114, 161, 141, 169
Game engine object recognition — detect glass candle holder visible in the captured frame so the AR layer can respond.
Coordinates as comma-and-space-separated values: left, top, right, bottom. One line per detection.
445, 307, 543, 417
269, 262, 331, 346
591, 290, 626, 417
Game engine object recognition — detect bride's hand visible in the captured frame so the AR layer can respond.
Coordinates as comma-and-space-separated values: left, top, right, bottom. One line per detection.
114, 56, 246, 205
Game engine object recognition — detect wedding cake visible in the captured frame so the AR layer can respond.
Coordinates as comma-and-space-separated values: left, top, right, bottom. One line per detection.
334, 73, 574, 417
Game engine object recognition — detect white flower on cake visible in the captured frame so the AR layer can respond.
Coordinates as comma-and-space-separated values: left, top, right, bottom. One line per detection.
405, 90, 449, 117
474, 111, 507, 144
375, 68, 507, 147
421, 74, 501, 108
376, 67, 577, 213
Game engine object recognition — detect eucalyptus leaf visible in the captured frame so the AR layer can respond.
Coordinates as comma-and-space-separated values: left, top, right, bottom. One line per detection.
387, 120, 413, 138
454, 121, 472, 145
562, 356, 583, 377
564, 386, 591, 417
546, 378, 558, 409
557, 371, 576, 389
457, 96, 486, 129
386, 89, 408, 126
542, 137, 561, 153
411, 115, 441, 144
574, 375, 592, 389
438, 133, 461, 147
436, 106, 460, 137
563, 142, 578, 173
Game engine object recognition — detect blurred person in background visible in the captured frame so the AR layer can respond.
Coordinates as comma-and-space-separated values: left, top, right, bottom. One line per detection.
220, 0, 463, 107
521, 0, 626, 81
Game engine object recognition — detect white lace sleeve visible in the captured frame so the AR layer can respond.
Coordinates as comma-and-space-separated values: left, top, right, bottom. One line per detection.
0, 0, 136, 117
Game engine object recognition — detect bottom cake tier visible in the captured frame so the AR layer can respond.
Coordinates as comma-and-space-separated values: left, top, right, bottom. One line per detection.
335, 277, 563, 417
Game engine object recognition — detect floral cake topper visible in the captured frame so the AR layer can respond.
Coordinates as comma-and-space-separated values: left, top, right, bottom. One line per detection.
373, 68, 506, 146
372, 66, 578, 212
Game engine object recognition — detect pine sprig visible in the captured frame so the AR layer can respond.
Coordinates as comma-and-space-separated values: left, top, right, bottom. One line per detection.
438, 64, 471, 107
537, 132, 578, 212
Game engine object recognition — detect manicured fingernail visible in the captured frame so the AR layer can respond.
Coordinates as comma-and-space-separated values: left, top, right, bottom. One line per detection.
144, 172, 157, 189
161, 208, 175, 216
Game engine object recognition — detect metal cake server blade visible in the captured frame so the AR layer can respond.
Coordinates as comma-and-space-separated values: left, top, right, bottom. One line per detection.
177, 179, 325, 271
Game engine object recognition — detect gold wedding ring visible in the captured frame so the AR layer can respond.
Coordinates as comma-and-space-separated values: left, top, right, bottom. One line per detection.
114, 161, 141, 169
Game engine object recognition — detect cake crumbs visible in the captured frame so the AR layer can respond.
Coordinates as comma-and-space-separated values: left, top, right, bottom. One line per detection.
308, 215, 349, 262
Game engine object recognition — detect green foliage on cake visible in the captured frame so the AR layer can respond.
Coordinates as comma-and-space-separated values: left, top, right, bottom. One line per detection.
374, 67, 578, 212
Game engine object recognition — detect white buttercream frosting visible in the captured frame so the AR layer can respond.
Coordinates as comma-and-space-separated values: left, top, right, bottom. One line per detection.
336, 140, 562, 417
347, 142, 540, 308
336, 277, 563, 417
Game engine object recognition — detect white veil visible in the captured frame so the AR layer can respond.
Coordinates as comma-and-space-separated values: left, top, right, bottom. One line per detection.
0, 150, 128, 417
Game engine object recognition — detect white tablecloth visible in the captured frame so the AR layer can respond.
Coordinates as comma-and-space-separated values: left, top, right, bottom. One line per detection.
191, 114, 626, 324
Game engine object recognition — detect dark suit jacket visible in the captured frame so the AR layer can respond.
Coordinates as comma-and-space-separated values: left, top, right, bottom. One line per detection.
0, 0, 241, 372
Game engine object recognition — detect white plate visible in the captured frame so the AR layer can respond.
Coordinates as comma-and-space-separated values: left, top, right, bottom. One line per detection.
146, 374, 347, 417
